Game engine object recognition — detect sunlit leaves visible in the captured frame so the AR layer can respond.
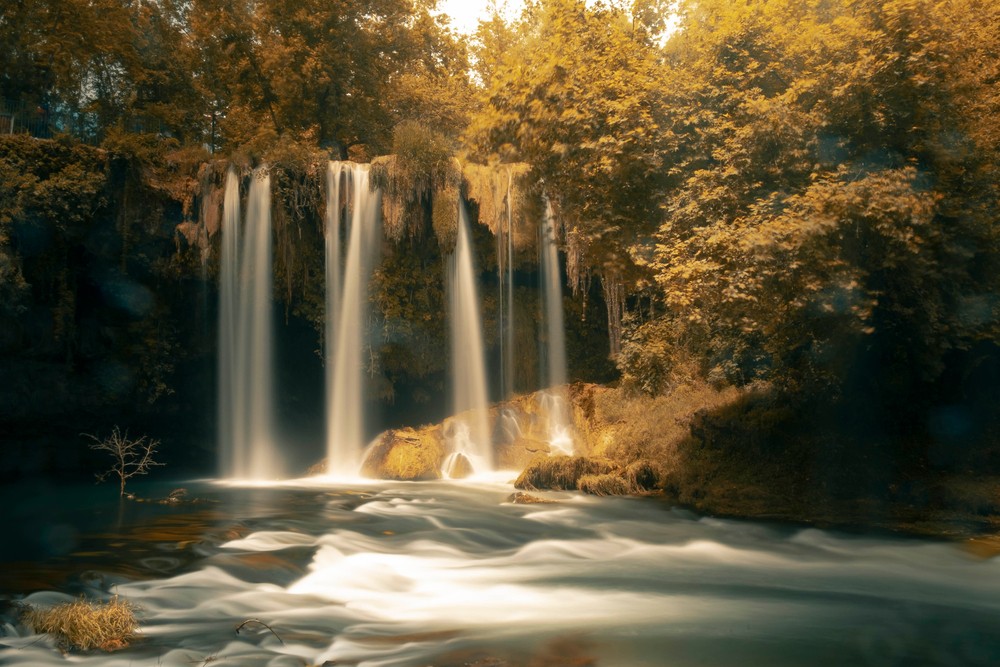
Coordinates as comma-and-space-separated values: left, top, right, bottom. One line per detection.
624, 0, 1000, 394
467, 0, 672, 288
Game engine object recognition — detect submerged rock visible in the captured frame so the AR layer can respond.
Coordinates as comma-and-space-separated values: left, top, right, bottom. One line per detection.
360, 426, 445, 481
443, 451, 475, 479
505, 491, 556, 504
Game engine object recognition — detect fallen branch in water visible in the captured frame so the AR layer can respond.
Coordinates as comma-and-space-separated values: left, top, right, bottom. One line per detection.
235, 619, 284, 644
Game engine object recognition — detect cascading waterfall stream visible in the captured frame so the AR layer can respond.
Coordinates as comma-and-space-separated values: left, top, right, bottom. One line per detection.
498, 170, 515, 400
445, 202, 492, 475
217, 168, 240, 477
219, 166, 279, 479
325, 162, 381, 476
325, 161, 344, 375
540, 199, 573, 455
218, 162, 569, 479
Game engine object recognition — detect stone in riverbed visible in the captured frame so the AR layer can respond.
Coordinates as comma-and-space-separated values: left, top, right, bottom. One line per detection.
505, 491, 556, 504
443, 451, 475, 479
360, 426, 445, 481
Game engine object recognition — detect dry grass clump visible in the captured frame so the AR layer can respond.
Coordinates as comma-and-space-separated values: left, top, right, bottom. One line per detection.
578, 474, 631, 497
623, 459, 661, 492
24, 596, 138, 652
514, 456, 616, 490
576, 461, 663, 497
596, 382, 741, 465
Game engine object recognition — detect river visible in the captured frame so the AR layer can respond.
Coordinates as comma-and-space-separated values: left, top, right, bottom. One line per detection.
1, 476, 998, 666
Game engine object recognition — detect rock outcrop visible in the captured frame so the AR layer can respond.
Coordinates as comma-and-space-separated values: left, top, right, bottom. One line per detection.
360, 385, 609, 480
358, 382, 708, 493
360, 426, 446, 481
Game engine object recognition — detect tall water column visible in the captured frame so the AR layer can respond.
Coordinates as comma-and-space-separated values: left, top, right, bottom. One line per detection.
541, 201, 567, 392
497, 171, 515, 399
446, 202, 493, 473
540, 200, 573, 455
325, 162, 382, 476
218, 169, 240, 477
218, 167, 279, 479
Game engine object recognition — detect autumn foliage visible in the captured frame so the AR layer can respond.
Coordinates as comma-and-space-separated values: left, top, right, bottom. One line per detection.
1, 0, 998, 470
468, 0, 999, 425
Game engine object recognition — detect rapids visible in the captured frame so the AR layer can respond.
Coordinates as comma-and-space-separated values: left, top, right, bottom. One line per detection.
1, 479, 998, 666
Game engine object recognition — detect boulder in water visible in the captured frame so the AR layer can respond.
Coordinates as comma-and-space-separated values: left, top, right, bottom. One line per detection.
443, 452, 475, 479
361, 426, 445, 481
506, 491, 557, 504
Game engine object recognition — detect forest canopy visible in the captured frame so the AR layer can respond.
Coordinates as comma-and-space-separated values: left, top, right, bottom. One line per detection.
467, 0, 1000, 418
1, 0, 998, 434
0, 0, 472, 154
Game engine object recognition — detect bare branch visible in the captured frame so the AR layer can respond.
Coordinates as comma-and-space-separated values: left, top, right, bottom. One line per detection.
83, 426, 164, 496
235, 619, 284, 644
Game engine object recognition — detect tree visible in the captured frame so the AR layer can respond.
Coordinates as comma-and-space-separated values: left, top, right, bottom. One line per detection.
0, 0, 138, 137
85, 426, 163, 497
624, 0, 1000, 408
128, 0, 205, 142
466, 0, 674, 356
186, 0, 471, 155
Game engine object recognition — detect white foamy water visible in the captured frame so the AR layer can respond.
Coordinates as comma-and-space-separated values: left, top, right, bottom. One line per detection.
447, 203, 492, 471
2, 481, 999, 666
326, 162, 382, 476
219, 167, 280, 480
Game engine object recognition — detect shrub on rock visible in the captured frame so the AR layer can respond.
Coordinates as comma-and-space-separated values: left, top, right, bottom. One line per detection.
514, 455, 616, 490
624, 459, 661, 492
578, 473, 631, 496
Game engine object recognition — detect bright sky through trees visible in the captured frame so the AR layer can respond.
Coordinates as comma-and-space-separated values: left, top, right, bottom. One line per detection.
436, 0, 524, 34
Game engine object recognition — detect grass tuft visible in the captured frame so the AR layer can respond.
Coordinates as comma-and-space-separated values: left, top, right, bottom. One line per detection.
623, 459, 662, 492
578, 474, 631, 496
23, 596, 138, 652
514, 456, 616, 490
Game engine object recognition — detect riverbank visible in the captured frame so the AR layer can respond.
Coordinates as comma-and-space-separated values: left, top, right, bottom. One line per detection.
505, 382, 1000, 542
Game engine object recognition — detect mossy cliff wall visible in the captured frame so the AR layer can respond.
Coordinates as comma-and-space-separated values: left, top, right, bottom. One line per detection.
0, 137, 614, 480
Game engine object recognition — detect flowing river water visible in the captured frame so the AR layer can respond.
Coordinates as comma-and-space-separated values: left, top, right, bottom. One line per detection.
1, 477, 998, 666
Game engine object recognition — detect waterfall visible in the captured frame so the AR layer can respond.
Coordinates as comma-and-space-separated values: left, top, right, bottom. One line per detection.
325, 162, 381, 476
217, 168, 240, 477
541, 200, 567, 391
540, 199, 572, 455
325, 162, 344, 366
446, 201, 492, 474
219, 166, 279, 479
498, 170, 515, 399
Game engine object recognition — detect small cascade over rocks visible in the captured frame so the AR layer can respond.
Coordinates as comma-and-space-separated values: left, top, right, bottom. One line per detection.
360, 385, 603, 480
